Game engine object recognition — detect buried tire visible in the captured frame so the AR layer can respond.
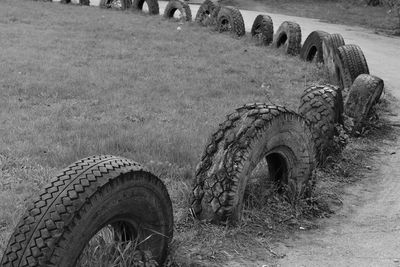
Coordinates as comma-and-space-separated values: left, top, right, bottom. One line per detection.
131, 0, 159, 15
0, 155, 173, 267
299, 84, 344, 165
251, 15, 274, 46
191, 104, 315, 224
300, 30, 329, 63
216, 6, 245, 37
322, 33, 345, 83
272, 21, 302, 56
164, 0, 192, 22
99, 0, 130, 9
195, 0, 219, 26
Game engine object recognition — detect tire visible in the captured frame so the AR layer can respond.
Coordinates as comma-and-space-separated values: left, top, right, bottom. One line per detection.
195, 0, 218, 26
251, 15, 274, 46
99, 0, 130, 9
345, 74, 384, 129
131, 0, 159, 15
216, 6, 245, 37
80, 0, 90, 5
300, 30, 329, 63
322, 33, 345, 84
333, 44, 370, 99
299, 84, 344, 165
272, 21, 302, 56
1, 155, 173, 267
191, 104, 315, 223
163, 0, 192, 22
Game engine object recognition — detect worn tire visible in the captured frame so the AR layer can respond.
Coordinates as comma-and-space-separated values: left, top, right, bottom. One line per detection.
299, 84, 344, 165
272, 21, 302, 56
99, 0, 130, 9
251, 15, 274, 46
80, 0, 90, 5
195, 0, 218, 26
191, 104, 315, 223
0, 155, 173, 267
164, 0, 192, 22
131, 0, 159, 15
300, 30, 329, 63
334, 44, 370, 99
345, 74, 384, 128
216, 6, 245, 37
322, 33, 345, 83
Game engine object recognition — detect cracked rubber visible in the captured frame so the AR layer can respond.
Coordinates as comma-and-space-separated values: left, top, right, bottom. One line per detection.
216, 6, 245, 37
251, 15, 274, 46
163, 0, 192, 22
322, 33, 345, 83
191, 104, 315, 224
300, 30, 329, 63
272, 21, 302, 56
131, 0, 159, 15
299, 84, 344, 165
0, 155, 173, 267
195, 0, 219, 26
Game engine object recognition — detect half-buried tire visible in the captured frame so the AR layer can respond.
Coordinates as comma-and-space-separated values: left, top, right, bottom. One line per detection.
322, 33, 345, 84
164, 0, 192, 22
334, 44, 370, 99
345, 74, 384, 131
99, 0, 130, 9
272, 21, 302, 56
299, 84, 344, 165
251, 15, 274, 46
131, 0, 159, 15
216, 6, 245, 37
191, 104, 315, 224
300, 30, 329, 63
195, 0, 219, 26
0, 155, 173, 267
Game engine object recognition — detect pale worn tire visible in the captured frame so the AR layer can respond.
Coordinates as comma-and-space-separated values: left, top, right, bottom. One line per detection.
0, 155, 173, 267
251, 15, 274, 46
163, 0, 192, 22
191, 104, 315, 224
131, 0, 159, 15
195, 0, 218, 26
299, 84, 344, 165
345, 74, 384, 129
322, 33, 345, 83
272, 21, 302, 56
300, 30, 329, 63
216, 6, 245, 37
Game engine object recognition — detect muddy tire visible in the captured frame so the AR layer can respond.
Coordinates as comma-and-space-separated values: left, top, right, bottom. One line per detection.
131, 0, 159, 15
195, 0, 218, 26
334, 44, 370, 99
99, 0, 130, 9
300, 30, 329, 63
299, 84, 344, 165
322, 33, 345, 83
272, 21, 302, 56
163, 0, 192, 22
216, 6, 245, 37
251, 15, 274, 46
345, 74, 384, 129
0, 155, 173, 267
191, 104, 315, 223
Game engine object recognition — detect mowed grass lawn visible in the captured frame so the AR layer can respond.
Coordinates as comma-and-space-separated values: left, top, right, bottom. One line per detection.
0, 0, 327, 264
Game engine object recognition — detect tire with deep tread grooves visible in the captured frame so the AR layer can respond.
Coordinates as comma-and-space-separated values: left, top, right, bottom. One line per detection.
131, 0, 159, 15
345, 74, 384, 129
334, 44, 370, 98
0, 155, 173, 267
272, 21, 302, 56
322, 33, 345, 83
300, 30, 329, 63
164, 0, 192, 22
195, 0, 218, 26
299, 84, 344, 165
191, 104, 315, 223
251, 15, 274, 46
216, 6, 245, 37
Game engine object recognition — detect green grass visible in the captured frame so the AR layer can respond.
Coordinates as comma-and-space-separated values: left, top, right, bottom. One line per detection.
0, 0, 395, 266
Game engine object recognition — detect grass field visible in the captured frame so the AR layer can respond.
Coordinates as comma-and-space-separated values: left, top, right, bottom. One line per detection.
0, 0, 395, 266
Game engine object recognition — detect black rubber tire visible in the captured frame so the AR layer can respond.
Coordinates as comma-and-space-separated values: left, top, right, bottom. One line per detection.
79, 0, 90, 5
251, 15, 274, 46
322, 33, 345, 84
163, 0, 192, 22
99, 0, 130, 9
299, 84, 344, 165
216, 6, 245, 37
131, 0, 159, 15
345, 74, 384, 129
191, 104, 315, 224
300, 30, 329, 63
0, 155, 173, 267
333, 44, 370, 99
272, 21, 302, 56
195, 0, 218, 26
